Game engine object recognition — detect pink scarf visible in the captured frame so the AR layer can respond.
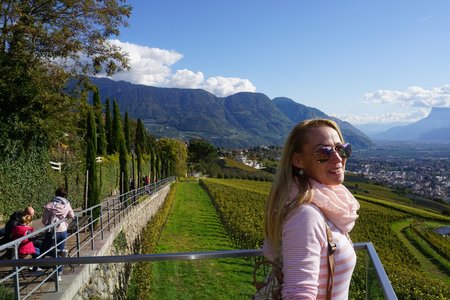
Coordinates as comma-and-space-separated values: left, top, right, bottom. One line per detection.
309, 179, 360, 233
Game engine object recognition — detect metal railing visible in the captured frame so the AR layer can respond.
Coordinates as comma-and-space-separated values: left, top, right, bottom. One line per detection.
0, 174, 397, 300
0, 243, 397, 300
0, 176, 175, 300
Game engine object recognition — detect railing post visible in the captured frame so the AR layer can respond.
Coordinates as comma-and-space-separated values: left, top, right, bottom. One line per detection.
76, 215, 81, 258
100, 204, 104, 240
365, 249, 369, 300
107, 199, 111, 231
13, 246, 20, 300
53, 229, 59, 291
89, 209, 94, 250
113, 197, 117, 228
118, 195, 121, 223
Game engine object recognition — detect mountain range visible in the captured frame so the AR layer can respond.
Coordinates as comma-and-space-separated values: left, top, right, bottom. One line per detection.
90, 77, 372, 148
91, 78, 450, 146
372, 107, 450, 143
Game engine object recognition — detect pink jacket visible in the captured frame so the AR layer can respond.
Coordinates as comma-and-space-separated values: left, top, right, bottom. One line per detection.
11, 225, 36, 257
42, 196, 75, 232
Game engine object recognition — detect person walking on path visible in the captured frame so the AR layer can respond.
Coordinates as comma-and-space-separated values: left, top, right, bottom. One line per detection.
40, 187, 74, 280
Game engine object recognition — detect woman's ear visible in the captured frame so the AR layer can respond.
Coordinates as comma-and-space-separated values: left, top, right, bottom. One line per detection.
292, 152, 304, 169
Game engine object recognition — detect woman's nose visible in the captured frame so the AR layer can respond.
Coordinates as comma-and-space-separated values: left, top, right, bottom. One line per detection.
329, 150, 343, 162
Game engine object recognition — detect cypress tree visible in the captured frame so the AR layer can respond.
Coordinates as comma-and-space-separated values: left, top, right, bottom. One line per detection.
86, 108, 100, 221
155, 151, 160, 181
136, 145, 142, 188
105, 98, 113, 154
124, 111, 131, 153
112, 100, 122, 153
93, 87, 107, 156
150, 147, 155, 182
135, 118, 146, 154
114, 105, 129, 195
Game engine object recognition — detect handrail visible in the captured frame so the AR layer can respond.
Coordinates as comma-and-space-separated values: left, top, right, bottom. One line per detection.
0, 176, 175, 300
0, 177, 398, 300
0, 177, 175, 253
0, 243, 397, 300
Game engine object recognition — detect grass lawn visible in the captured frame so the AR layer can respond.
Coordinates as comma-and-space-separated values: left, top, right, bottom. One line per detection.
148, 180, 256, 299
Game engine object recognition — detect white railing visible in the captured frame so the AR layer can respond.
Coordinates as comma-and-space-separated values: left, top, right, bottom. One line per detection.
49, 161, 63, 172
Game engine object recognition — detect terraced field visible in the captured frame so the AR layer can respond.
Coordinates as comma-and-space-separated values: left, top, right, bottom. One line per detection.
200, 178, 450, 299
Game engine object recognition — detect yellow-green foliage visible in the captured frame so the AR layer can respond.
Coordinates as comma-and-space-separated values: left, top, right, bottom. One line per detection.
223, 158, 260, 172
199, 178, 450, 299
344, 177, 413, 204
200, 178, 271, 249
355, 194, 450, 222
411, 221, 450, 261
220, 158, 273, 182
113, 230, 128, 254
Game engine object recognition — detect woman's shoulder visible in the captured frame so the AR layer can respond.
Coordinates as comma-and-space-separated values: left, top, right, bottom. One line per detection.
293, 203, 325, 219
285, 204, 326, 228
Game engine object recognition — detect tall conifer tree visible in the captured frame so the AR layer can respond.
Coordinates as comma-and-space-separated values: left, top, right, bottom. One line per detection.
112, 102, 129, 194
105, 98, 113, 154
112, 100, 122, 153
93, 87, 107, 156
155, 151, 161, 181
86, 108, 100, 220
124, 111, 131, 153
136, 145, 142, 187
150, 147, 155, 182
135, 119, 146, 154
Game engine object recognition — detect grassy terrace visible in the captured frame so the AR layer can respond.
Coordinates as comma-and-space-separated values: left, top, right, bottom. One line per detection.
200, 177, 450, 299
147, 180, 255, 299
127, 175, 450, 299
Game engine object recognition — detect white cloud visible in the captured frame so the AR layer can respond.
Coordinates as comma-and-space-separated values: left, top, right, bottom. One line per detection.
417, 15, 432, 23
103, 40, 256, 97
204, 76, 256, 96
170, 69, 205, 88
335, 109, 430, 125
364, 85, 450, 108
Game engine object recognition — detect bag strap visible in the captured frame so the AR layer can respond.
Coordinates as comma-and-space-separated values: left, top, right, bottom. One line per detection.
252, 257, 283, 289
325, 223, 336, 300
254, 220, 336, 299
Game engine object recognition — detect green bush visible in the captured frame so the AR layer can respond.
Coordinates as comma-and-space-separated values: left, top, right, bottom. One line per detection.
0, 148, 59, 221
0, 150, 156, 222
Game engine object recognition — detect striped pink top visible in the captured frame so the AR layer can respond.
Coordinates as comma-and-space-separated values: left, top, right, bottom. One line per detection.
263, 204, 356, 299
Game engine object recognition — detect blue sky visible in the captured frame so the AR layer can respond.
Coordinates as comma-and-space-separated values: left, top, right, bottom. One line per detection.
107, 0, 450, 125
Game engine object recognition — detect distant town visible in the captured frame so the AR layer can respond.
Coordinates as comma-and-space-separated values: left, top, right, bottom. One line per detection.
232, 142, 450, 204
346, 156, 449, 203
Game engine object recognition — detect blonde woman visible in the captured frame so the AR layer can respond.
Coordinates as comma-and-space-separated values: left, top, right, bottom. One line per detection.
11, 214, 40, 259
263, 119, 360, 299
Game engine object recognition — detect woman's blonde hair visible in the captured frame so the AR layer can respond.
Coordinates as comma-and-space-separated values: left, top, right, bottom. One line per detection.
264, 119, 344, 251
21, 214, 33, 225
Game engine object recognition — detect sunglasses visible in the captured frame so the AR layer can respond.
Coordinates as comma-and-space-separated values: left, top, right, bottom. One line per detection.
314, 143, 352, 163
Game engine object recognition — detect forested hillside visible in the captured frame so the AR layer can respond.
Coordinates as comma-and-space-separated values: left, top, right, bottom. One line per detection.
90, 77, 373, 148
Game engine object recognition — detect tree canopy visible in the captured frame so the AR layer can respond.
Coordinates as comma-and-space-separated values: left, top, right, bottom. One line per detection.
188, 138, 219, 166
0, 0, 131, 157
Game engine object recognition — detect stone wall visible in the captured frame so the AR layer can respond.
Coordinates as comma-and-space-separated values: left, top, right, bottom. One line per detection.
43, 184, 172, 300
